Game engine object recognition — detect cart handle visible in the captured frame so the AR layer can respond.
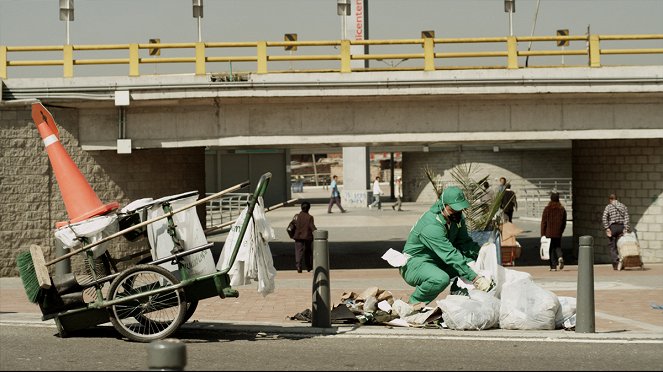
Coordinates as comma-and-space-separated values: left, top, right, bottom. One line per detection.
46, 181, 250, 267
203, 197, 298, 236
219, 172, 272, 273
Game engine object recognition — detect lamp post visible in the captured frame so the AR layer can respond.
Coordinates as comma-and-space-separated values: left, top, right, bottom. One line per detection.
59, 0, 74, 45
504, 0, 515, 37
337, 0, 350, 40
192, 0, 203, 42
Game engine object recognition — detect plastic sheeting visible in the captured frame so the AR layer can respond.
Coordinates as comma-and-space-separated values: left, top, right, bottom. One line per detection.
54, 214, 118, 259
216, 197, 277, 297
146, 193, 216, 278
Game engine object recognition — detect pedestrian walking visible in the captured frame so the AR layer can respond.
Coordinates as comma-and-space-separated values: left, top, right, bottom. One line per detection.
292, 201, 317, 273
602, 193, 630, 270
327, 175, 347, 213
497, 177, 507, 193
540, 192, 567, 271
391, 176, 403, 211
369, 176, 383, 210
399, 186, 494, 304
500, 183, 518, 222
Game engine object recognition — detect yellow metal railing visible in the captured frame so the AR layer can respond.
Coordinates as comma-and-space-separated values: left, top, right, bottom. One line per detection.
1, 33, 662, 79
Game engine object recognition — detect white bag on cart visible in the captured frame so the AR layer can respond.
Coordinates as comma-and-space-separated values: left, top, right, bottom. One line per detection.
54, 214, 119, 259
217, 197, 277, 296
146, 192, 216, 278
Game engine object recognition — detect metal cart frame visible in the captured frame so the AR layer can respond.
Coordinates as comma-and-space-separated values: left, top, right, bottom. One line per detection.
38, 172, 272, 342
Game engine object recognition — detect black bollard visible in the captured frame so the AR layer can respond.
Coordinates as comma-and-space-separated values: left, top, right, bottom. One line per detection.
312, 230, 331, 328
576, 235, 595, 333
148, 338, 187, 371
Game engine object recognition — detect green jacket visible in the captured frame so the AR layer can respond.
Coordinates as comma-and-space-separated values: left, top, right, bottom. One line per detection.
402, 200, 480, 282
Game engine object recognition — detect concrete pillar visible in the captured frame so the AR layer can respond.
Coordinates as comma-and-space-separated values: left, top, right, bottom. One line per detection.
341, 146, 370, 208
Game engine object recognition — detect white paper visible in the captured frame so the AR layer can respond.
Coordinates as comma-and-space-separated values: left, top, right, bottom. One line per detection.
381, 248, 410, 267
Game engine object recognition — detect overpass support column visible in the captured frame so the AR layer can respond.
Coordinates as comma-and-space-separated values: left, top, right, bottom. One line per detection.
342, 147, 370, 208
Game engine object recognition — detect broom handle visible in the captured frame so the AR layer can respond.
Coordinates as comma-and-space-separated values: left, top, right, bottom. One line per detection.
203, 198, 298, 236
46, 181, 250, 267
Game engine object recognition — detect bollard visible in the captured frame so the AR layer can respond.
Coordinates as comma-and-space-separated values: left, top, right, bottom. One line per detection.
576, 235, 595, 333
312, 229, 331, 328
148, 338, 187, 371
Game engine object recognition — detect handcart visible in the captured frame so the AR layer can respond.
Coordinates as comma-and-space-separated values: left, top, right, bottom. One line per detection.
617, 230, 644, 270
25, 172, 273, 342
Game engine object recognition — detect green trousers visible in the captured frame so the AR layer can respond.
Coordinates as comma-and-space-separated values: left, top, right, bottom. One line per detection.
400, 257, 461, 304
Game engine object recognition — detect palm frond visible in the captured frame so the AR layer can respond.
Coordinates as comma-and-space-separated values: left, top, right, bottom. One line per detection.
423, 164, 443, 199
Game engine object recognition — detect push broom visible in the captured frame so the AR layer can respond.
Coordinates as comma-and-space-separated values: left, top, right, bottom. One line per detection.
16, 245, 51, 303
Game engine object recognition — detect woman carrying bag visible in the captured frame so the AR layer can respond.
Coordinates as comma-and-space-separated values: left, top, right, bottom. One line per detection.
540, 192, 567, 271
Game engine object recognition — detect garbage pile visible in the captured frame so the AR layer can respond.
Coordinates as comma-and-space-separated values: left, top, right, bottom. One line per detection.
289, 244, 578, 331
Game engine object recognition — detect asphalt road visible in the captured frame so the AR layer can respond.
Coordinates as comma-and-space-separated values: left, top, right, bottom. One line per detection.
1, 324, 661, 371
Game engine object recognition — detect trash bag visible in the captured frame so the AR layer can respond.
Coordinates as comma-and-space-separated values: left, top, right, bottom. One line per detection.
499, 278, 560, 330
437, 290, 500, 330
555, 296, 577, 329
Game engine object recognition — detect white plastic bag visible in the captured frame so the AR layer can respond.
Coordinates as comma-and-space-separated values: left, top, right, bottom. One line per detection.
437, 290, 501, 330
146, 194, 216, 277
454, 243, 502, 295
499, 278, 561, 330
540, 236, 551, 260
216, 197, 277, 296
555, 296, 577, 329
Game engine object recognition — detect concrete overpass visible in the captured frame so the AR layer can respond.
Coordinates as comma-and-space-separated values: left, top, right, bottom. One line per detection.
1, 65, 662, 276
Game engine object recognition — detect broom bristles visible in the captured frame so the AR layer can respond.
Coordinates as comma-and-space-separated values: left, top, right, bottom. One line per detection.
16, 251, 41, 303
16, 245, 51, 304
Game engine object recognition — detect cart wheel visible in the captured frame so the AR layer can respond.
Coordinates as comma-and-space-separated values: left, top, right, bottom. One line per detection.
135, 257, 198, 323
107, 265, 185, 342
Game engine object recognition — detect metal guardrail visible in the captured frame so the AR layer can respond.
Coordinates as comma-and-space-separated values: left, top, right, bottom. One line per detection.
204, 192, 250, 228
511, 178, 573, 220
1, 33, 662, 78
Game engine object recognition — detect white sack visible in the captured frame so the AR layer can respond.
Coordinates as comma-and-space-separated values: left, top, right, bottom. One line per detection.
216, 197, 277, 296
555, 296, 577, 329
499, 278, 561, 330
437, 290, 500, 330
54, 215, 118, 259
146, 193, 216, 277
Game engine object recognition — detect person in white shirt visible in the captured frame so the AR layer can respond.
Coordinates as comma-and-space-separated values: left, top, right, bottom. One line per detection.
369, 176, 383, 210
392, 176, 403, 211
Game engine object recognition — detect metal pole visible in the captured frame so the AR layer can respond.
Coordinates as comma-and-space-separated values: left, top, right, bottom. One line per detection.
148, 338, 187, 371
342, 14, 346, 40
54, 240, 71, 276
509, 11, 513, 36
576, 235, 595, 333
197, 18, 202, 43
312, 230, 331, 328
312, 153, 319, 187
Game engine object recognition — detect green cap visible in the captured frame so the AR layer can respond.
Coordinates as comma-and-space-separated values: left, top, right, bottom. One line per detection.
441, 186, 470, 211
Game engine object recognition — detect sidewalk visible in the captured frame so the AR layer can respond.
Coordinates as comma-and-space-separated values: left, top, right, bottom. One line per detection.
2, 197, 662, 341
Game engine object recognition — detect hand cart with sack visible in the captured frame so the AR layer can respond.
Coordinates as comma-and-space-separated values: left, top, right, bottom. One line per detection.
617, 230, 644, 270
18, 173, 273, 342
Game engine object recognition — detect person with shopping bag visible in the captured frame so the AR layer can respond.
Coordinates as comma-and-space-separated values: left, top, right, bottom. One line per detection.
540, 192, 567, 271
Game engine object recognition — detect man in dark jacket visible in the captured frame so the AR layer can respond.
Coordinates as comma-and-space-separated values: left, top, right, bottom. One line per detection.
292, 201, 317, 273
540, 192, 567, 271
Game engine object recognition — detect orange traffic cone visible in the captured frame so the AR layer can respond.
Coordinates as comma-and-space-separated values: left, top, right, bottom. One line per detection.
32, 103, 119, 228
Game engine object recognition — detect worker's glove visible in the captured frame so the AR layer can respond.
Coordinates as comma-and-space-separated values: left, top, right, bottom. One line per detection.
472, 275, 495, 292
